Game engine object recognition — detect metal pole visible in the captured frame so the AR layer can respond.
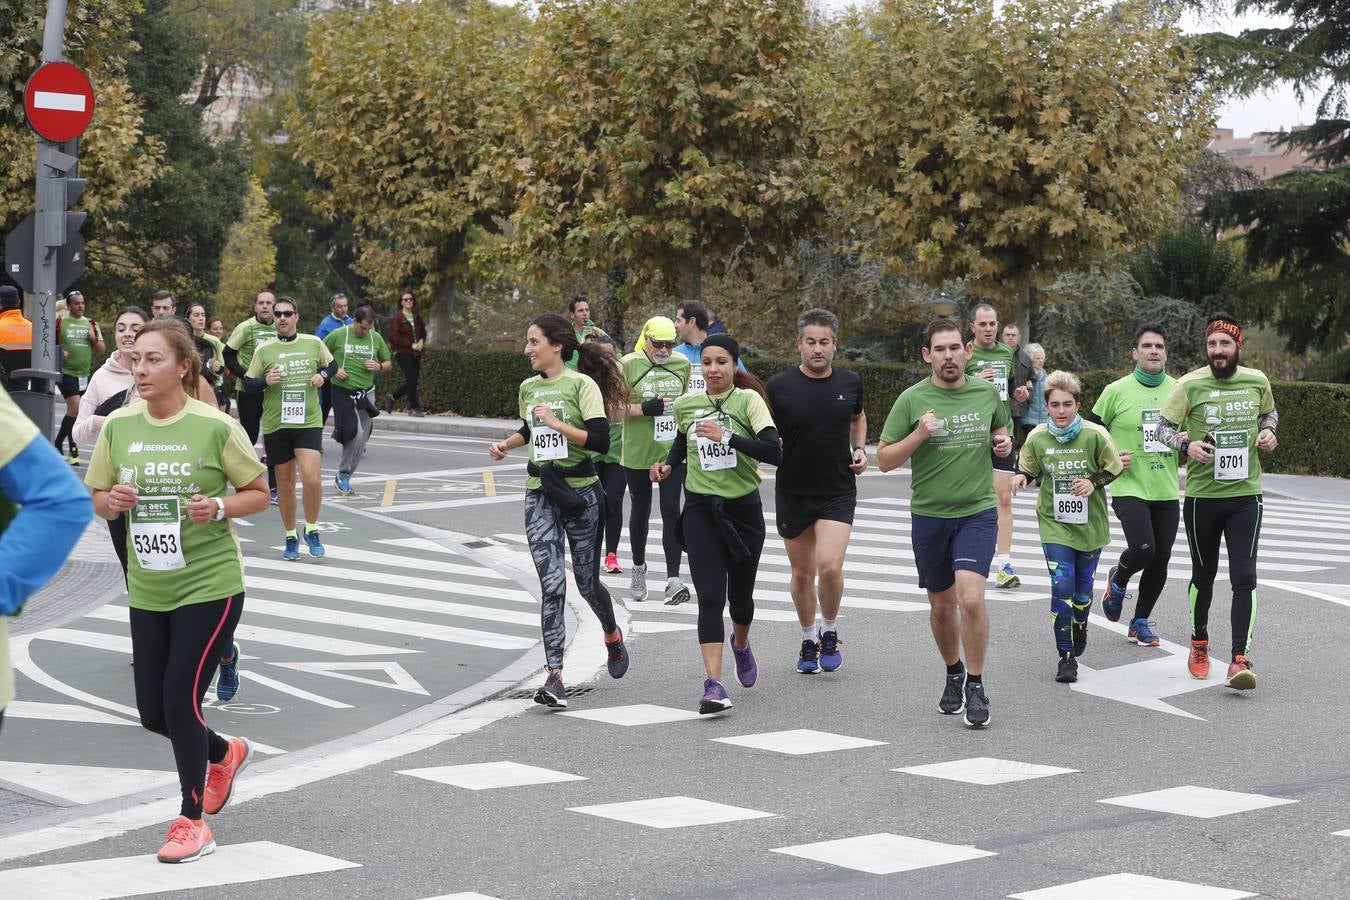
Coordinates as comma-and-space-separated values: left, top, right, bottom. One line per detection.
19, 0, 71, 437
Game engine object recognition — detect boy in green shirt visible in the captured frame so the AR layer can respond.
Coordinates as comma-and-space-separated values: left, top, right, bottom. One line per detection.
878, 318, 1014, 728
1012, 371, 1123, 683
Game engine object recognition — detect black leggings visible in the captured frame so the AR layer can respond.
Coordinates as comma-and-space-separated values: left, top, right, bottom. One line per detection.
595, 461, 626, 555
1111, 496, 1180, 621
129, 594, 243, 819
392, 352, 421, 410
55, 413, 77, 452
682, 492, 765, 645
624, 464, 684, 577
1184, 494, 1262, 659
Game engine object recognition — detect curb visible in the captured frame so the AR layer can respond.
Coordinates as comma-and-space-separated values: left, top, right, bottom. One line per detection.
373, 414, 514, 440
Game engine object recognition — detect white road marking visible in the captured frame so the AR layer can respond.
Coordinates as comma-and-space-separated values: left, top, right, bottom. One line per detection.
237, 671, 354, 709
1, 701, 136, 727
295, 543, 510, 579
245, 556, 537, 603
84, 605, 419, 657
241, 596, 538, 650
245, 575, 539, 625
0, 762, 175, 805
1, 841, 361, 900
272, 661, 428, 695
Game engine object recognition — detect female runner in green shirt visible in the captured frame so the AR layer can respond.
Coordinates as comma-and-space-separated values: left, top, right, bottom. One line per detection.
86, 319, 270, 863
1010, 371, 1123, 684
488, 314, 631, 708
651, 334, 781, 715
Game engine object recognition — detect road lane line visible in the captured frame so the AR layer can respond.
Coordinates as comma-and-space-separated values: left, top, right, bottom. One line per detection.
381, 479, 397, 506
483, 471, 496, 496
242, 596, 538, 650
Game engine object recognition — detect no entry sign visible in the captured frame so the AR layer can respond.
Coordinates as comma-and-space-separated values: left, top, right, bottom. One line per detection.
24, 62, 95, 142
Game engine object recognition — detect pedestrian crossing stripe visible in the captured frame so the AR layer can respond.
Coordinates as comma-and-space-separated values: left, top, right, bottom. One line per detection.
0, 841, 360, 900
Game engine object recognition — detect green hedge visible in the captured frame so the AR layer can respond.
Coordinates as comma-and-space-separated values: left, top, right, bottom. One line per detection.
387, 350, 1350, 478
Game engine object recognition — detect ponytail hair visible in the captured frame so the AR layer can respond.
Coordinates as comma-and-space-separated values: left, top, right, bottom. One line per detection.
527, 313, 629, 415
733, 369, 771, 412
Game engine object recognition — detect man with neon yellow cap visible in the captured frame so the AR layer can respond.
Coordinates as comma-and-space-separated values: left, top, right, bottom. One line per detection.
621, 316, 691, 603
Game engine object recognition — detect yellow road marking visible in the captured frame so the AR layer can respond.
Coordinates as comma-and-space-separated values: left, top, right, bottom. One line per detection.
483, 471, 497, 497
381, 480, 397, 507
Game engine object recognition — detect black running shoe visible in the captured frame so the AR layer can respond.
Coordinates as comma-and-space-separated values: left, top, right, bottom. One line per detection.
534, 672, 567, 709
963, 681, 991, 728
1072, 619, 1088, 657
939, 671, 965, 715
1056, 654, 1078, 683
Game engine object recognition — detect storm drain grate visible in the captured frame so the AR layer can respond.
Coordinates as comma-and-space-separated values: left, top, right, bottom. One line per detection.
502, 685, 596, 700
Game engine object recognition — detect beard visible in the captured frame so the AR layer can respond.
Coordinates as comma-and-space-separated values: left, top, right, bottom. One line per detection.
1208, 349, 1240, 379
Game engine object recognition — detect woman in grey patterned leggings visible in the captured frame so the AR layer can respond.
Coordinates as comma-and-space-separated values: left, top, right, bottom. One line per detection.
489, 313, 633, 708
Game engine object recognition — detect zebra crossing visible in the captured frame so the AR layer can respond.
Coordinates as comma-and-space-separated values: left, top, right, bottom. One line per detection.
0, 516, 545, 813
560, 491, 1350, 625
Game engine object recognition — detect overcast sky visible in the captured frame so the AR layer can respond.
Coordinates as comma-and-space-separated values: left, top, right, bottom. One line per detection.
809, 0, 1317, 136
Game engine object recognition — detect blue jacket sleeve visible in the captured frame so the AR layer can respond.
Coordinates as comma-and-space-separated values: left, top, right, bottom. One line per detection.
0, 436, 94, 616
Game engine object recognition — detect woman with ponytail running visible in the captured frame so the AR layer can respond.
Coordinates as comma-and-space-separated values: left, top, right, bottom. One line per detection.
488, 314, 631, 708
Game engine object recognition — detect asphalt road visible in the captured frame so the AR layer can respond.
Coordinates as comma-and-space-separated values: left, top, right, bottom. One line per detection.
3, 424, 1349, 899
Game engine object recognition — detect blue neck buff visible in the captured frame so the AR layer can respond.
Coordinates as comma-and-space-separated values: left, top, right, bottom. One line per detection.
1047, 414, 1083, 444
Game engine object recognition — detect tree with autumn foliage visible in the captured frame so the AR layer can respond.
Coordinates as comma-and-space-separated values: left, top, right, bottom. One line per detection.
502, 0, 822, 321
290, 0, 526, 340
1, 0, 160, 244
816, 0, 1211, 336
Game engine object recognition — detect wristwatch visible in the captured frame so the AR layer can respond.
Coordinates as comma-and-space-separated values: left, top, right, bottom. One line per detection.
212, 497, 226, 522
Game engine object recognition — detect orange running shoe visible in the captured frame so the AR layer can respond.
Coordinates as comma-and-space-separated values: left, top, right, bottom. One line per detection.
1187, 639, 1210, 679
1226, 655, 1256, 690
157, 815, 216, 863
203, 736, 252, 815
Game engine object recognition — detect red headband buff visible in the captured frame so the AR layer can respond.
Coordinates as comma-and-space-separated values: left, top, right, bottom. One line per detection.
1206, 320, 1242, 350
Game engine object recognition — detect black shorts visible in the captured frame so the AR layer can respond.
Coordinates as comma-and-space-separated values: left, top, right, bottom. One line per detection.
992, 443, 1017, 473
59, 374, 89, 398
775, 491, 856, 540
263, 427, 323, 466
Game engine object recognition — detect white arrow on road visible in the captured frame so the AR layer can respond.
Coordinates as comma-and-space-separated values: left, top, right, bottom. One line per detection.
272, 661, 428, 695
1070, 618, 1230, 721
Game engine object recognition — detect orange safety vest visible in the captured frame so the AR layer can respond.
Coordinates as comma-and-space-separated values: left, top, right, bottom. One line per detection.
0, 309, 32, 351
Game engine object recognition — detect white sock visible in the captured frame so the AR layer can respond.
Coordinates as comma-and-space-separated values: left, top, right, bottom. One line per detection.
821, 618, 838, 634
996, 554, 1011, 569
801, 624, 818, 641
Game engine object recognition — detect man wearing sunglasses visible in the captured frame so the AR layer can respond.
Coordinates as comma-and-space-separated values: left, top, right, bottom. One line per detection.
243, 296, 334, 561
621, 316, 692, 604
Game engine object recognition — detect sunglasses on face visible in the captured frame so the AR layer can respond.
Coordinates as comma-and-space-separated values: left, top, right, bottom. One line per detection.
648, 340, 675, 350
274, 310, 297, 318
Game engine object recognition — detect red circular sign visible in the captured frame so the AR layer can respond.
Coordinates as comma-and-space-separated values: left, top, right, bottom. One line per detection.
23, 62, 96, 143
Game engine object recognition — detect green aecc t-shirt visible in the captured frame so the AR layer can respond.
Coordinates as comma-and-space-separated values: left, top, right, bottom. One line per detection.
85, 398, 266, 612
1161, 365, 1275, 499
1092, 372, 1180, 502
1017, 421, 1123, 552
879, 376, 1012, 519
673, 387, 775, 500
621, 351, 690, 470
518, 368, 605, 490
245, 334, 334, 433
